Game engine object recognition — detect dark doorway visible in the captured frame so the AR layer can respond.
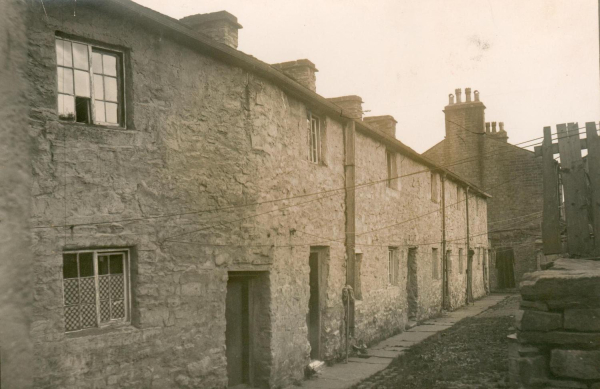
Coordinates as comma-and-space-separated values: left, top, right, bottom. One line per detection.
226, 275, 251, 387
406, 248, 418, 320
496, 248, 516, 289
308, 251, 321, 360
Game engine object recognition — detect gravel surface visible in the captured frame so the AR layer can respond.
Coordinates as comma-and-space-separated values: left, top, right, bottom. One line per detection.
351, 295, 520, 389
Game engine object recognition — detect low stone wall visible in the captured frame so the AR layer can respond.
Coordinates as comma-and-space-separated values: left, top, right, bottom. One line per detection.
510, 258, 600, 389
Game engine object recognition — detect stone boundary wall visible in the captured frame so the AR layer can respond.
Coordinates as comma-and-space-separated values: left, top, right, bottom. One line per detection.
510, 258, 600, 389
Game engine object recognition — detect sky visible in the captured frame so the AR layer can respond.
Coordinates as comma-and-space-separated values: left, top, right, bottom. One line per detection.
136, 0, 600, 153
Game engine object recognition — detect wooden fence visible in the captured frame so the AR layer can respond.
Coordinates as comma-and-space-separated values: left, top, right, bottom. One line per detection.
535, 122, 600, 257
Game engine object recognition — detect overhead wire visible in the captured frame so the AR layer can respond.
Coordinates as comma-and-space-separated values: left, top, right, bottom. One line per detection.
35, 118, 596, 232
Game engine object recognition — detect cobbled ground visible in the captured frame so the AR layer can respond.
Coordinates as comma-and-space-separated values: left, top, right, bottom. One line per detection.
350, 295, 520, 389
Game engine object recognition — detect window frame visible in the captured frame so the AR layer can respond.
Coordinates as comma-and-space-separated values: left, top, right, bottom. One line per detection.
431, 172, 439, 203
386, 150, 399, 190
55, 36, 126, 128
307, 111, 322, 164
388, 247, 399, 286
432, 247, 440, 279
62, 248, 131, 333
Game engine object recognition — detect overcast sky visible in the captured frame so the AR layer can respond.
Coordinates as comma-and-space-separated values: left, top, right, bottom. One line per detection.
137, 0, 599, 153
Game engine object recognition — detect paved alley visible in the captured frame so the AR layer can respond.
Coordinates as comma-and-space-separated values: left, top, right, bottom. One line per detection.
294, 293, 515, 389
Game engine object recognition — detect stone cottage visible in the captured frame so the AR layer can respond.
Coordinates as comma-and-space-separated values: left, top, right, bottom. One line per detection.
26, 1, 489, 387
424, 89, 544, 290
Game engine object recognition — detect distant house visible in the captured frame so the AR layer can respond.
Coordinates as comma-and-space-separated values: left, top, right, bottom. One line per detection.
27, 1, 489, 387
424, 88, 544, 290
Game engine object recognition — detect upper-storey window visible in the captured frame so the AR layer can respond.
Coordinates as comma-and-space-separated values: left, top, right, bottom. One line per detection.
307, 112, 322, 164
56, 37, 124, 126
431, 172, 440, 203
386, 150, 399, 190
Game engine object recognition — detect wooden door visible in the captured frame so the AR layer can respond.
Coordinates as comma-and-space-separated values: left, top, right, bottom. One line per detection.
406, 248, 418, 319
226, 276, 250, 387
308, 252, 321, 360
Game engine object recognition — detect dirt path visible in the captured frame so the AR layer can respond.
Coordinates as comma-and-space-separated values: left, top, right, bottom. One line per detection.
351, 295, 520, 389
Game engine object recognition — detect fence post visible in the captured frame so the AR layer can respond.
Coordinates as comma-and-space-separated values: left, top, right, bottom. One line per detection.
542, 126, 561, 254
585, 122, 600, 255
557, 123, 592, 256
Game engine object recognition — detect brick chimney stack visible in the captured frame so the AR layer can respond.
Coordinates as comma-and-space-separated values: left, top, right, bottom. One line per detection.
327, 95, 364, 120
272, 60, 318, 92
442, 87, 486, 187
180, 11, 243, 49
444, 87, 486, 136
364, 115, 397, 138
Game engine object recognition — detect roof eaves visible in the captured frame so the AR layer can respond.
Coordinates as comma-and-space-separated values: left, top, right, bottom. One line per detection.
355, 121, 491, 198
100, 0, 490, 198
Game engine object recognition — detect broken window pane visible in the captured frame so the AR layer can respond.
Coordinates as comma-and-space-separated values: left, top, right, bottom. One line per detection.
102, 54, 117, 76
57, 67, 74, 94
56, 39, 72, 67
79, 253, 94, 277
63, 254, 78, 279
105, 102, 118, 124
93, 74, 104, 99
75, 97, 91, 124
72, 42, 89, 70
74, 70, 90, 97
95, 101, 106, 122
109, 255, 124, 274
104, 76, 118, 102
58, 94, 75, 120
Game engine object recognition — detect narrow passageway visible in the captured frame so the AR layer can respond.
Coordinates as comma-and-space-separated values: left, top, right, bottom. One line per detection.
295, 294, 517, 389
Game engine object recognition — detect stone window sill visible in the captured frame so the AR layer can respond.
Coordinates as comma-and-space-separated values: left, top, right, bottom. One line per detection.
59, 120, 134, 132
65, 322, 138, 339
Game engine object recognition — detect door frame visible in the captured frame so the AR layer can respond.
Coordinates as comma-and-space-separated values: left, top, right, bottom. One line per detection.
226, 272, 261, 387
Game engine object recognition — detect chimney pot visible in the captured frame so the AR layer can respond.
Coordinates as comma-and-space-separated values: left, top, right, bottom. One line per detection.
448, 94, 455, 105
474, 90, 480, 102
455, 88, 462, 103
499, 122, 505, 132
272, 59, 318, 92
180, 11, 243, 49
492, 122, 497, 133
485, 122, 491, 133
327, 95, 364, 120
465, 87, 472, 102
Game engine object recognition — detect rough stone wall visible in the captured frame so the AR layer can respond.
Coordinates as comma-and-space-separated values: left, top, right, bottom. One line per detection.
510, 258, 600, 389
28, 3, 347, 388
424, 104, 543, 290
27, 3, 492, 387
0, 0, 33, 387
353, 131, 488, 347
